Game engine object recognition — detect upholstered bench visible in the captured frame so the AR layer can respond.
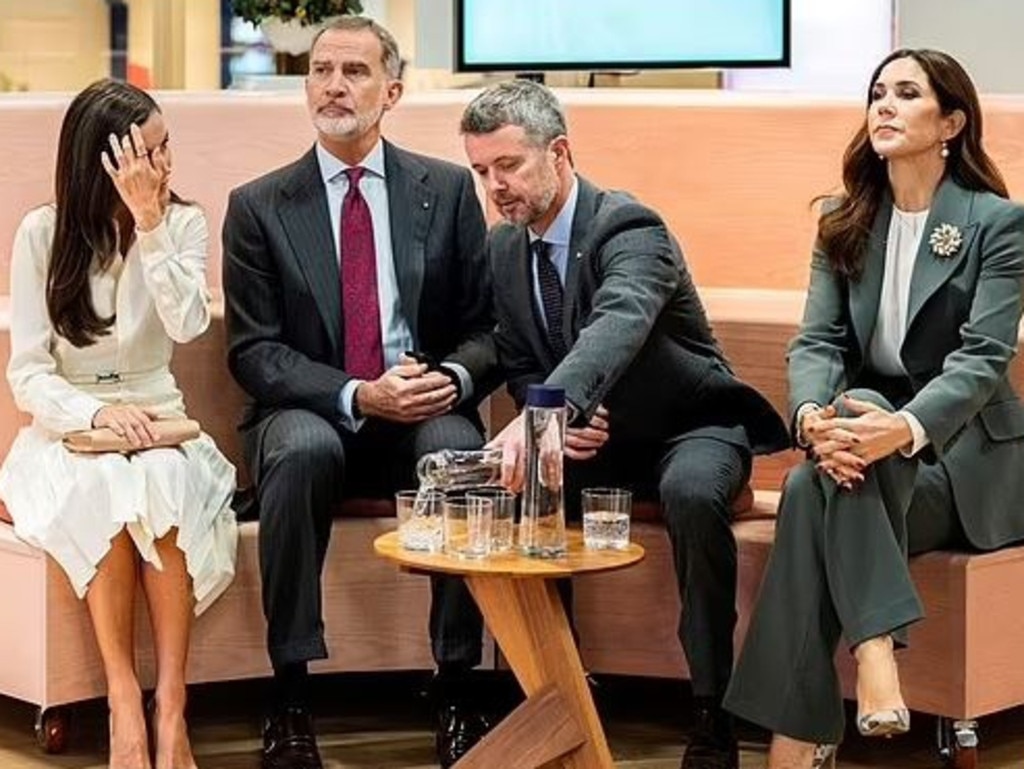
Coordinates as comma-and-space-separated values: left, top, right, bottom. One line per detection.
2, 291, 1024, 769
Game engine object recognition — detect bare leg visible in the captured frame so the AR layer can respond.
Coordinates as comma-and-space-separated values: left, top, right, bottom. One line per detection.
768, 734, 818, 769
141, 529, 197, 769
855, 635, 907, 722
85, 529, 151, 769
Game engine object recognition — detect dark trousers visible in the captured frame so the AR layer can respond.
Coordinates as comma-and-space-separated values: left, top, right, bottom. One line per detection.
244, 407, 483, 669
433, 429, 751, 700
724, 389, 971, 744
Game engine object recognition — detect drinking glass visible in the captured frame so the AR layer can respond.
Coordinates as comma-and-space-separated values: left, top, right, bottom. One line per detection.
582, 488, 632, 550
395, 489, 445, 552
467, 487, 516, 553
443, 496, 493, 559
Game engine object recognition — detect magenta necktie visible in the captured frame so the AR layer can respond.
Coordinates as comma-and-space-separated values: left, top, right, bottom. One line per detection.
340, 167, 384, 379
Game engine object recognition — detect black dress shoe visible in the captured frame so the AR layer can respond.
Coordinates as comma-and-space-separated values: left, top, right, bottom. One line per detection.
436, 703, 491, 769
680, 701, 739, 769
262, 707, 323, 769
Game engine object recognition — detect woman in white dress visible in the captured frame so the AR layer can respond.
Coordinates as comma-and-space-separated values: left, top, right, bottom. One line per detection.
0, 80, 237, 769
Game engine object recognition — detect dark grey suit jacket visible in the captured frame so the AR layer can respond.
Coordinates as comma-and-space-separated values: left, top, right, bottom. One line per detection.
490, 176, 788, 454
789, 178, 1024, 549
222, 141, 498, 431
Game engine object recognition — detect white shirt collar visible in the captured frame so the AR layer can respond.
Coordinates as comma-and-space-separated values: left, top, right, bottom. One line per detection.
530, 176, 579, 248
315, 139, 387, 185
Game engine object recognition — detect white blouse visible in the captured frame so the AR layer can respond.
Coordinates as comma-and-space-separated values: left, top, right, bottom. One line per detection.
6, 203, 211, 436
868, 206, 929, 376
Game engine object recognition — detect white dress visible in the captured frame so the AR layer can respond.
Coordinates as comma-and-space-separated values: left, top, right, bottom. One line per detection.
0, 203, 238, 616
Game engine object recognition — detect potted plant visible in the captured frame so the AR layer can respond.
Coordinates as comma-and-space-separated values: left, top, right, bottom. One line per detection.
232, 0, 364, 55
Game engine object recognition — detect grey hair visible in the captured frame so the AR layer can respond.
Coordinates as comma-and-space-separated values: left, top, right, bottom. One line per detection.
310, 16, 403, 80
460, 80, 567, 146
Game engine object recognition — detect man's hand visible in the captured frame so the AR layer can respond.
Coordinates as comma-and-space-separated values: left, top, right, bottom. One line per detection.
486, 413, 526, 493
565, 404, 610, 461
355, 361, 456, 423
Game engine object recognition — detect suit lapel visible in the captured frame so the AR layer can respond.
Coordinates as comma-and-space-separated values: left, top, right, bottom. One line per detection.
849, 193, 891, 358
385, 141, 433, 343
278, 148, 342, 354
906, 178, 978, 330
564, 177, 596, 345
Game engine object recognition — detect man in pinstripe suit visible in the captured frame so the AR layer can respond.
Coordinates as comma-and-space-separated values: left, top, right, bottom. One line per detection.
222, 18, 498, 769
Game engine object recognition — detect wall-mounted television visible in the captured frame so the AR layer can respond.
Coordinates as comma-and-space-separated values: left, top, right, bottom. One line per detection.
455, 0, 790, 73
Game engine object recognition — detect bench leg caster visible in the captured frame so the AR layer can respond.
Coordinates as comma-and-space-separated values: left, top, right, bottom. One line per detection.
34, 706, 70, 754
937, 716, 978, 769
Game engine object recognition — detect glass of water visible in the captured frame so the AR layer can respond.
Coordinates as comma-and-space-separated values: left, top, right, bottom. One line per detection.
396, 489, 445, 552
467, 487, 516, 553
582, 488, 632, 550
444, 496, 493, 559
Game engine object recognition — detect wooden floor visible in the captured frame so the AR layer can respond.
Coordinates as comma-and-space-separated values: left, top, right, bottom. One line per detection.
1, 673, 1022, 768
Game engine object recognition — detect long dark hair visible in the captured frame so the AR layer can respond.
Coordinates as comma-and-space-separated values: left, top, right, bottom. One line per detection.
818, 49, 1008, 278
48, 79, 160, 347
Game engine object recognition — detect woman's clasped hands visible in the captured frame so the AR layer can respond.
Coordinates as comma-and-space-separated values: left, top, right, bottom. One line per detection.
802, 395, 914, 490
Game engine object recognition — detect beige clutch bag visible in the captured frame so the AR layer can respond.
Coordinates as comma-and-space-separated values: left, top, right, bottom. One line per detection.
63, 418, 201, 454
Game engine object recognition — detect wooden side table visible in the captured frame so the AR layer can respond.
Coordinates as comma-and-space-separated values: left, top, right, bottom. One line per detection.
374, 530, 644, 769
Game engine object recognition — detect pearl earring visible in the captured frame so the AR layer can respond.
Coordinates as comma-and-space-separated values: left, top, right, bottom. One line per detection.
878, 153, 885, 161
940, 140, 950, 159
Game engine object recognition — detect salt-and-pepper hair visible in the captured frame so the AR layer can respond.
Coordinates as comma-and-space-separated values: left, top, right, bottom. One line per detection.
460, 80, 567, 147
311, 16, 402, 80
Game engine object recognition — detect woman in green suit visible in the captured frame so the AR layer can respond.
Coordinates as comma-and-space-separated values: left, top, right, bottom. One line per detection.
724, 49, 1024, 768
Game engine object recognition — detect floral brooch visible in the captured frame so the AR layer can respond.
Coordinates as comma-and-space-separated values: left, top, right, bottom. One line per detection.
929, 223, 963, 258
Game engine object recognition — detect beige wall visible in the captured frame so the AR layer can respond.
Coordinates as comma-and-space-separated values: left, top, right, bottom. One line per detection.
149, 0, 221, 90
0, 0, 108, 91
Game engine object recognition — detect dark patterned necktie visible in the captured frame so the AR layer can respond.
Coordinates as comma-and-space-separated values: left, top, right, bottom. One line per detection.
340, 167, 384, 379
532, 239, 567, 358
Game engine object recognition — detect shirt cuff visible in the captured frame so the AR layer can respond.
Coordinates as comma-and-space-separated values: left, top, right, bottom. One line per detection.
794, 401, 821, 448
441, 361, 473, 404
898, 409, 930, 457
337, 379, 367, 433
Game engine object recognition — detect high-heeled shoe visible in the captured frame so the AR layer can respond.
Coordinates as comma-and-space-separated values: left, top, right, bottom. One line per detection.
811, 743, 837, 768
856, 707, 910, 737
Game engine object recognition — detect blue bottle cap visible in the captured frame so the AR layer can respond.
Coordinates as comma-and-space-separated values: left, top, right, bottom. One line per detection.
525, 384, 565, 407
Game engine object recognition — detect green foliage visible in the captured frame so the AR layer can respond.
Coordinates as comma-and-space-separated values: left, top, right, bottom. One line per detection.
231, 0, 364, 27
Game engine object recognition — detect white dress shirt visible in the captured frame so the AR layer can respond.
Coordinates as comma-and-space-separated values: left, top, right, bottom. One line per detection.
529, 177, 579, 325
317, 141, 411, 431
318, 142, 474, 432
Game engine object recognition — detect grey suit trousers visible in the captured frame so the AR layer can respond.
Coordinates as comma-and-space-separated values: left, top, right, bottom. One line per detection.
724, 389, 969, 743
246, 407, 483, 669
435, 429, 751, 699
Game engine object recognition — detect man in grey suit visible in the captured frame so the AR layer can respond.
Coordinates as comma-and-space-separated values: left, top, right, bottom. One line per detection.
458, 81, 789, 769
222, 18, 497, 769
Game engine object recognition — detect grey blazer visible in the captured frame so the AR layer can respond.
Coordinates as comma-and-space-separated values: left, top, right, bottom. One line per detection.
789, 177, 1024, 549
222, 141, 497, 430
490, 176, 788, 454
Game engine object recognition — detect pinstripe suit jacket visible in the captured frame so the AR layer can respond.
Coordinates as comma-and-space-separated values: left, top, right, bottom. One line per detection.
222, 141, 497, 431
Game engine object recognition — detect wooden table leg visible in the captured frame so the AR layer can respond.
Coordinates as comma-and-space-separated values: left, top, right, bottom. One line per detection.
458, 575, 615, 769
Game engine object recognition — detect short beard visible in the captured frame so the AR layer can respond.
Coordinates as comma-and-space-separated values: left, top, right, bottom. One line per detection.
312, 107, 382, 141
516, 182, 558, 227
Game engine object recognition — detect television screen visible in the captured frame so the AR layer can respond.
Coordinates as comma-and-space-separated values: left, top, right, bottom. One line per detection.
455, 0, 790, 72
